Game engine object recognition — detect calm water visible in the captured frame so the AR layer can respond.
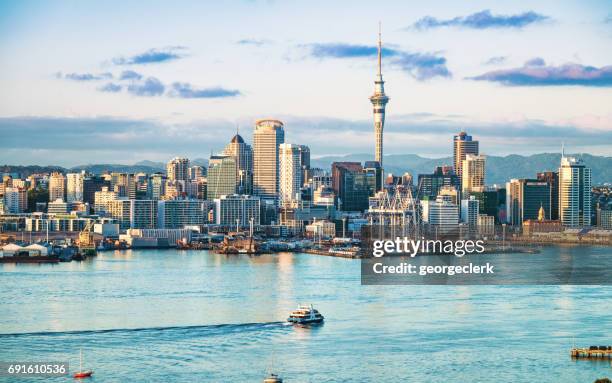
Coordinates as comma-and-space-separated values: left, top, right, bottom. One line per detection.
0, 247, 611, 382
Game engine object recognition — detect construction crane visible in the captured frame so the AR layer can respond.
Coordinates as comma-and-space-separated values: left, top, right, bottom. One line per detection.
78, 220, 97, 257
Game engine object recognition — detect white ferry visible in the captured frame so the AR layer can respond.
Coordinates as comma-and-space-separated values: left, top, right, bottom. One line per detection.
287, 304, 324, 324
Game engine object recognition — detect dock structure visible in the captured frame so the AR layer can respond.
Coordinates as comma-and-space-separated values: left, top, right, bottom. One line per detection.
571, 346, 612, 359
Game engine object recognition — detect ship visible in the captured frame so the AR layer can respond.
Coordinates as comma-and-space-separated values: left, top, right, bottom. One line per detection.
287, 304, 324, 324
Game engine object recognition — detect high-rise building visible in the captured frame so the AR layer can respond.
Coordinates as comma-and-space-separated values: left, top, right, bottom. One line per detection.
505, 179, 551, 226
559, 156, 591, 227
188, 165, 205, 180
94, 186, 119, 214
460, 196, 480, 230
166, 157, 190, 182
82, 176, 110, 205
223, 134, 253, 194
279, 143, 302, 204
298, 145, 311, 187
207, 155, 237, 200
147, 173, 167, 200
369, 26, 389, 166
66, 172, 85, 202
331, 162, 369, 212
110, 173, 136, 199
157, 200, 210, 228
364, 161, 383, 193
536, 171, 559, 221
417, 167, 460, 200
48, 172, 66, 202
214, 194, 260, 226
253, 119, 284, 199
453, 132, 479, 177
3, 187, 27, 213
461, 154, 486, 193
107, 199, 157, 230
421, 197, 459, 234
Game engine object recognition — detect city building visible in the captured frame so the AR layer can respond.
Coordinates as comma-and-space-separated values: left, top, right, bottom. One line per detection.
438, 185, 459, 205
421, 197, 459, 235
110, 172, 136, 199
417, 167, 460, 200
453, 131, 479, 177
596, 208, 612, 229
188, 165, 205, 180
157, 199, 211, 228
48, 172, 66, 202
536, 171, 560, 220
207, 155, 237, 200
279, 143, 302, 203
506, 179, 551, 226
3, 187, 27, 213
477, 214, 495, 236
305, 220, 337, 239
47, 199, 69, 215
461, 154, 486, 193
66, 172, 85, 202
94, 186, 119, 214
223, 133, 253, 194
83, 175, 110, 205
167, 157, 190, 182
147, 173, 167, 200
559, 156, 592, 227
331, 162, 369, 212
460, 196, 480, 230
298, 145, 311, 187
369, 27, 389, 166
313, 186, 335, 207
214, 194, 260, 226
364, 161, 383, 193
107, 199, 158, 230
253, 119, 285, 199
523, 206, 563, 236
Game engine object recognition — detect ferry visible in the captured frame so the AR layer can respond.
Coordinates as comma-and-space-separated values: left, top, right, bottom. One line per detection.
287, 304, 324, 324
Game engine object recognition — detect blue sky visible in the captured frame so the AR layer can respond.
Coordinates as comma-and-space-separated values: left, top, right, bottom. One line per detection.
0, 0, 611, 166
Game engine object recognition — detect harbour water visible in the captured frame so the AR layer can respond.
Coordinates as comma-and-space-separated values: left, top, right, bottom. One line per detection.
1, 247, 611, 382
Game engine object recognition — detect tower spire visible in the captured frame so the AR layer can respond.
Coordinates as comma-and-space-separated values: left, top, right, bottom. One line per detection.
370, 22, 389, 171
377, 21, 382, 77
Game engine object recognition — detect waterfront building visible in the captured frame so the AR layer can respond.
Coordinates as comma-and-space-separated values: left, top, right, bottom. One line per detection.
3, 187, 27, 213
506, 179, 551, 226
460, 196, 480, 230
421, 197, 459, 235
331, 162, 369, 212
83, 175, 110, 205
214, 194, 260, 226
417, 167, 460, 200
94, 186, 119, 214
121, 228, 192, 247
253, 119, 285, 199
26, 216, 94, 232
461, 154, 486, 193
477, 214, 495, 236
223, 134, 253, 194
453, 131, 479, 177
66, 172, 85, 202
305, 220, 337, 239
523, 206, 563, 236
559, 156, 591, 227
279, 143, 302, 204
279, 200, 331, 234
536, 171, 560, 220
157, 199, 211, 228
369, 27, 389, 166
147, 173, 167, 200
207, 155, 237, 200
110, 172, 136, 199
167, 157, 190, 182
107, 199, 158, 230
470, 188, 503, 222
596, 208, 612, 229
48, 172, 66, 202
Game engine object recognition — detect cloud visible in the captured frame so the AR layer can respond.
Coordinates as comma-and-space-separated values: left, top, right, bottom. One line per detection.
469, 59, 612, 86
484, 56, 507, 65
412, 9, 549, 30
113, 46, 186, 65
305, 43, 450, 80
236, 39, 271, 46
126, 77, 165, 96
99, 83, 122, 92
119, 70, 143, 80
169, 83, 241, 98
57, 72, 113, 81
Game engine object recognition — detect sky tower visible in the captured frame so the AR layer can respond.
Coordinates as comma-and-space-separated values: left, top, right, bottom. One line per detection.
370, 23, 389, 166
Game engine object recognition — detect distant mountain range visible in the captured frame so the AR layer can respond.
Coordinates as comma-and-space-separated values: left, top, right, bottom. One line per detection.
2, 153, 610, 185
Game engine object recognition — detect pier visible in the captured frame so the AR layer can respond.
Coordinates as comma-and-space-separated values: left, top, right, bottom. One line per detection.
571, 346, 612, 359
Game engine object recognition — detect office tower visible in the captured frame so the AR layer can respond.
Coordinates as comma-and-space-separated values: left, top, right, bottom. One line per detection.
505, 179, 551, 226
66, 172, 85, 202
470, 187, 502, 221
147, 173, 167, 200
369, 26, 389, 166
107, 199, 157, 230
279, 143, 302, 203
438, 185, 459, 205
94, 186, 119, 214
421, 197, 459, 234
461, 154, 486, 193
253, 119, 285, 199
223, 133, 253, 194
110, 173, 136, 199
188, 165, 205, 180
48, 172, 66, 202
157, 199, 209, 228
559, 156, 591, 227
207, 155, 237, 200
47, 199, 69, 215
453, 131, 479, 177
417, 167, 460, 200
536, 171, 559, 221
460, 196, 480, 229
331, 162, 369, 212
166, 157, 190, 182
597, 208, 612, 229
214, 194, 261, 226
298, 145, 311, 187
3, 187, 27, 213
364, 161, 383, 193
82, 176, 110, 205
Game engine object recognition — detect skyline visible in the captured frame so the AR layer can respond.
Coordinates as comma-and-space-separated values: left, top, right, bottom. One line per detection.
1, 1, 612, 166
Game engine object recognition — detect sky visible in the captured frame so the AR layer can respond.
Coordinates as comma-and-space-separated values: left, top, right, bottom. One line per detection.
0, 0, 611, 166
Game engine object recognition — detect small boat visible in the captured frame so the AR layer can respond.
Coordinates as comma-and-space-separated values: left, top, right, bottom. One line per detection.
73, 349, 93, 379
287, 304, 324, 324
263, 373, 283, 382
